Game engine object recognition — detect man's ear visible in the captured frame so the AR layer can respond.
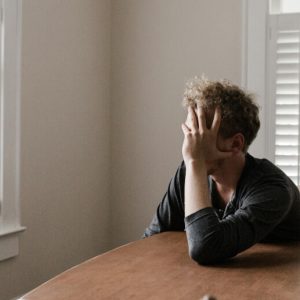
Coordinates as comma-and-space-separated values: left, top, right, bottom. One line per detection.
230, 133, 245, 154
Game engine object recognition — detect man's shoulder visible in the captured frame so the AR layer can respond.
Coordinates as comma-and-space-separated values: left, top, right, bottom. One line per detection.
248, 153, 283, 174
246, 153, 294, 184
239, 153, 299, 202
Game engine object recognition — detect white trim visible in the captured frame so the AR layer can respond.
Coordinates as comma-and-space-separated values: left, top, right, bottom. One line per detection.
265, 14, 277, 163
242, 0, 269, 158
0, 226, 25, 237
0, 0, 25, 262
241, 0, 248, 88
0, 229, 24, 261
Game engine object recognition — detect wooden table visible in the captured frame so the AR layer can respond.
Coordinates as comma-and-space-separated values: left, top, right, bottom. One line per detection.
20, 232, 300, 300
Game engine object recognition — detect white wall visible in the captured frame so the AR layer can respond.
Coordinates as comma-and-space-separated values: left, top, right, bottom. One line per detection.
0, 1, 111, 299
110, 0, 242, 247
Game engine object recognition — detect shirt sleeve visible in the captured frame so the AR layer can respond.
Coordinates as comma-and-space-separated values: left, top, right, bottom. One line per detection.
142, 161, 186, 238
184, 182, 293, 264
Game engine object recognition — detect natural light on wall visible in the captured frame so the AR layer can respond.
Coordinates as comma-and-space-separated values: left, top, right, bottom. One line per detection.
268, 0, 300, 185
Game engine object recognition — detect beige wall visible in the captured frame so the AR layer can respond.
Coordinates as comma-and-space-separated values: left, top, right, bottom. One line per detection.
0, 0, 245, 299
110, 0, 242, 247
0, 1, 111, 299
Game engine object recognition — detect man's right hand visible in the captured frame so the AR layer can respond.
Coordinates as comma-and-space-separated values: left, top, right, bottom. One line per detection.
182, 106, 233, 166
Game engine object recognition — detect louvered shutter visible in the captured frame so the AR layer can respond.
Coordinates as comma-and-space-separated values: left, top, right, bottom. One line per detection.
268, 13, 300, 185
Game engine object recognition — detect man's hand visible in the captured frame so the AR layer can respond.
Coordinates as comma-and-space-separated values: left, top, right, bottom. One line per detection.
181, 106, 232, 165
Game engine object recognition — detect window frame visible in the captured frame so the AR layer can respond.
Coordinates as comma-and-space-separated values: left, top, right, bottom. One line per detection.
0, 0, 25, 262
242, 0, 269, 159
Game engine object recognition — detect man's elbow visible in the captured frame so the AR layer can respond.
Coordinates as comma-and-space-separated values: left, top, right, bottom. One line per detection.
188, 240, 220, 265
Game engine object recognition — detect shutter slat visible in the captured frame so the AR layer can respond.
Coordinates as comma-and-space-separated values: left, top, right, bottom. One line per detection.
277, 37, 300, 44
276, 135, 298, 145
276, 124, 299, 135
277, 63, 299, 73
276, 95, 299, 104
276, 115, 299, 125
277, 53, 299, 63
276, 104, 299, 115
276, 145, 299, 155
277, 73, 299, 83
277, 44, 299, 53
276, 83, 299, 94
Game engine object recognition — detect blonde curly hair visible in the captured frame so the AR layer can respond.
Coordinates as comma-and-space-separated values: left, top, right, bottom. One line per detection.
183, 76, 260, 151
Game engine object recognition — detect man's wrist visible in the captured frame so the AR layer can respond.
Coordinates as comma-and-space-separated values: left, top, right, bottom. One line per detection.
184, 157, 210, 217
185, 158, 206, 170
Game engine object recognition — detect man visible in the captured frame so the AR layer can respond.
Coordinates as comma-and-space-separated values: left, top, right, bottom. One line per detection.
143, 78, 300, 265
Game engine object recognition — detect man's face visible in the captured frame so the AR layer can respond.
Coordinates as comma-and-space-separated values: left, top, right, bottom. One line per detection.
205, 134, 232, 175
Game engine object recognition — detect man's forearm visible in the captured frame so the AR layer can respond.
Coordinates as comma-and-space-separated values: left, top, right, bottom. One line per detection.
184, 159, 211, 217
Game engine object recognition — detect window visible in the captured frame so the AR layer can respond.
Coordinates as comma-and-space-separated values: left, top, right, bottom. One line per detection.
0, 0, 25, 262
267, 1, 300, 185
244, 0, 300, 185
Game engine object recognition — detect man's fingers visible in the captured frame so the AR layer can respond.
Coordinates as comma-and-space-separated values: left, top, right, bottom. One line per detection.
181, 123, 191, 135
211, 107, 222, 133
187, 106, 198, 132
185, 110, 192, 128
197, 105, 206, 133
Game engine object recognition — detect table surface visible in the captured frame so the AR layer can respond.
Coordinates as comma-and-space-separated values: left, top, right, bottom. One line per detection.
20, 232, 300, 300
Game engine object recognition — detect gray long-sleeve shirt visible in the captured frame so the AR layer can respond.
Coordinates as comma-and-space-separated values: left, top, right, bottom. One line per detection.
143, 153, 300, 264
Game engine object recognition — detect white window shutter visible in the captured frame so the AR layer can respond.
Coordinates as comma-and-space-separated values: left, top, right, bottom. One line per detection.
268, 13, 300, 185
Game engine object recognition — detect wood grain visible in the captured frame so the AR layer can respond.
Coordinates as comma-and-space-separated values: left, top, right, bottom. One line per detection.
20, 232, 300, 300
